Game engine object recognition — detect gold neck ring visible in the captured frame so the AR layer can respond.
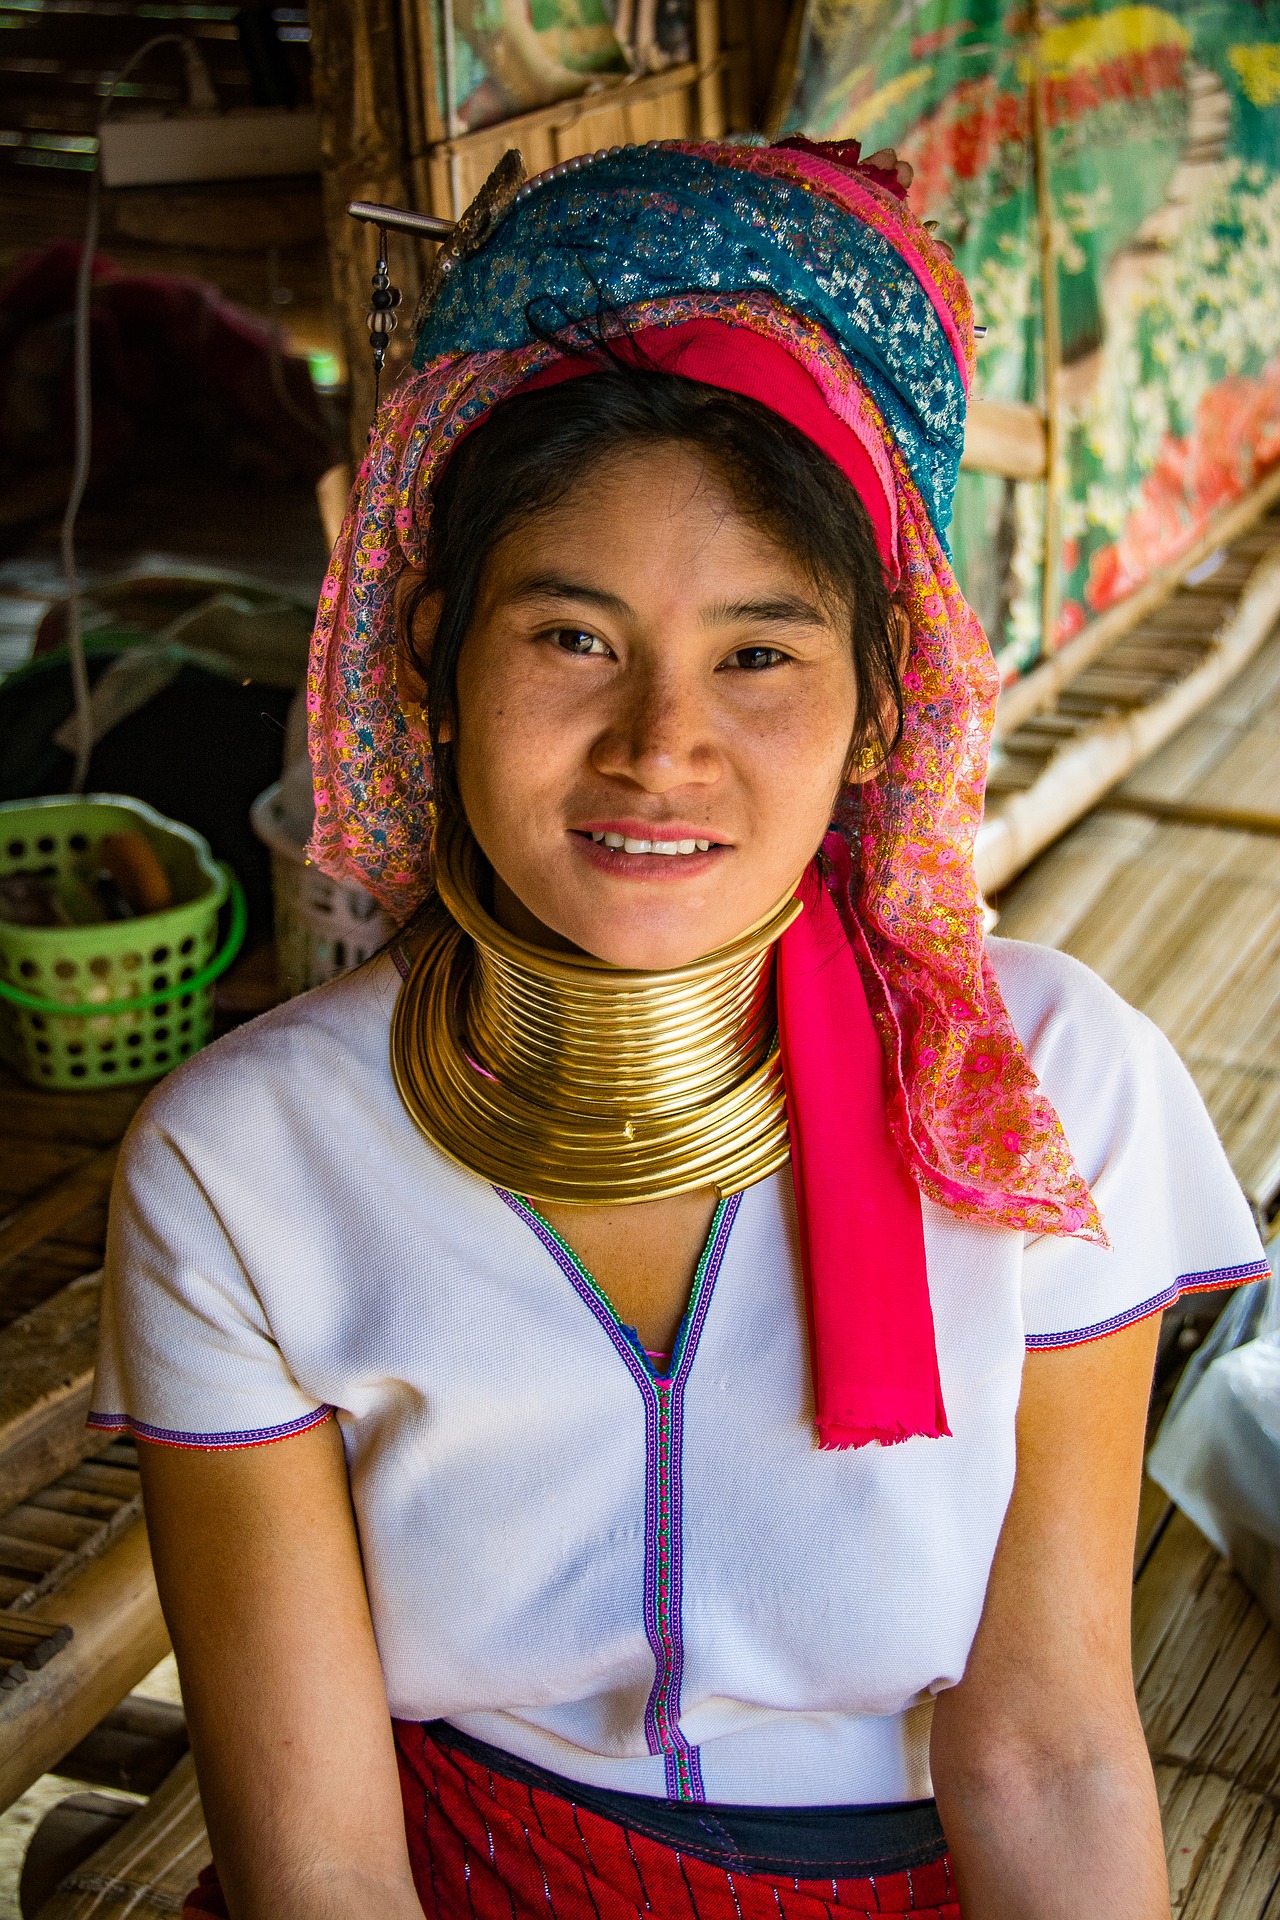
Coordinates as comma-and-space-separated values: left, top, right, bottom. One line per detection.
390, 819, 803, 1205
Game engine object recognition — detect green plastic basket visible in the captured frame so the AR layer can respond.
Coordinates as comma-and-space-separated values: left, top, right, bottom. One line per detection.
0, 795, 246, 1090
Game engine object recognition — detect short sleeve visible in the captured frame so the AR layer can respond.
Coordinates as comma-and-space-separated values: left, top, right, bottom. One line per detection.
90, 1112, 333, 1450
988, 938, 1270, 1350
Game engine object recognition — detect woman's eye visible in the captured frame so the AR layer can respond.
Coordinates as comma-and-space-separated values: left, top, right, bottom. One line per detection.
724, 645, 787, 671
551, 629, 609, 657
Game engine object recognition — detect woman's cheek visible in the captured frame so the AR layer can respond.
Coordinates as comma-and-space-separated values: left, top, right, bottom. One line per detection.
731, 684, 854, 802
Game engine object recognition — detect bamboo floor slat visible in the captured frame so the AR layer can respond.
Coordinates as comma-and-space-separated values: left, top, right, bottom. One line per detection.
0, 1277, 104, 1519
0, 1440, 140, 1616
1135, 1508, 1280, 1918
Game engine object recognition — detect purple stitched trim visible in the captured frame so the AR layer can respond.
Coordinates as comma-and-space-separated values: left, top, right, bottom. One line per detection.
650, 1195, 737, 1803
1026, 1259, 1272, 1351
391, 941, 413, 982
664, 1744, 707, 1801
498, 1188, 740, 1804
85, 1405, 336, 1449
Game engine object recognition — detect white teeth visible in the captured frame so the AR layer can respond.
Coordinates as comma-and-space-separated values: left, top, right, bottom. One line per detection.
590, 832, 717, 856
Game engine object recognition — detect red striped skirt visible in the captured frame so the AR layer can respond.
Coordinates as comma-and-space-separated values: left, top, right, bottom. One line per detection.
183, 1721, 959, 1919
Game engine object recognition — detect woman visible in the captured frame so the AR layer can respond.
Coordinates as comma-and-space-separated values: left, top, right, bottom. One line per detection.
91, 138, 1267, 1920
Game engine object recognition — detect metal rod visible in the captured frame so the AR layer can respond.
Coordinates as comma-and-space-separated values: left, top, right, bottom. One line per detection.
1029, 0, 1064, 665
346, 199, 455, 239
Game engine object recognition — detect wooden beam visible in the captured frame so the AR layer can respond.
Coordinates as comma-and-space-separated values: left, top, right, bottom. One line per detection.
961, 399, 1048, 482
31, 1752, 209, 1920
0, 1273, 102, 1515
307, 0, 421, 459
995, 464, 1280, 738
0, 1147, 117, 1272
427, 62, 700, 165
0, 1515, 168, 1814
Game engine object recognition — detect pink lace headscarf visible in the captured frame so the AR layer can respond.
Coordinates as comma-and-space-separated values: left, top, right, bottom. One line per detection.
307, 137, 1101, 1247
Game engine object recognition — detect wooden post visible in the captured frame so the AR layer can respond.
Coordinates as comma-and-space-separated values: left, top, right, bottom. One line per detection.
1029, 0, 1064, 661
308, 0, 425, 459
694, 0, 725, 138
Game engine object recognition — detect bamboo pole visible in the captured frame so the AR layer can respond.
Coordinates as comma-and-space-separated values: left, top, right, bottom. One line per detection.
1098, 795, 1280, 837
1029, 0, 1063, 664
29, 1753, 209, 1920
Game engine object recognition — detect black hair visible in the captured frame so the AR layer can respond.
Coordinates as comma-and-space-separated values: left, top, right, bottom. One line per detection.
402, 364, 903, 833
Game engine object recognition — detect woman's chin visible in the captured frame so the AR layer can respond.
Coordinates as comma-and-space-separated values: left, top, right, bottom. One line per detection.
538, 876, 767, 972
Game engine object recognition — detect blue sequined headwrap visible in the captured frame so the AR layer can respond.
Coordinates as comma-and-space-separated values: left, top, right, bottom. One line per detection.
414, 143, 969, 545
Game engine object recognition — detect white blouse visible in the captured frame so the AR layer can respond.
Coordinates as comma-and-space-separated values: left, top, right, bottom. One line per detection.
91, 936, 1267, 1808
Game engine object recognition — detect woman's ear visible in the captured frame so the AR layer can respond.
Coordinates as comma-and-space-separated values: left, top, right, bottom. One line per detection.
847, 604, 912, 785
393, 568, 449, 745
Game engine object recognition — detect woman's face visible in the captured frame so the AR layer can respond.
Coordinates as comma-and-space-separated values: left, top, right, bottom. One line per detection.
419, 441, 861, 970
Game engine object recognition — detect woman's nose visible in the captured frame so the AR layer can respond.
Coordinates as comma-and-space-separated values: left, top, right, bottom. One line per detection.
589, 667, 719, 792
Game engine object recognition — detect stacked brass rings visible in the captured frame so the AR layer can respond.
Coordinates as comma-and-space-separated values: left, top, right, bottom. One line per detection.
390, 821, 801, 1205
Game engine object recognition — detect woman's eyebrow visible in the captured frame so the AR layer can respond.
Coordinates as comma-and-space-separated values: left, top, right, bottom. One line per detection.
506, 576, 631, 616
701, 594, 828, 627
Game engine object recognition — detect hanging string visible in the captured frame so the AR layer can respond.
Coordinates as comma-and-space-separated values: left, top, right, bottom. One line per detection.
64, 32, 203, 793
368, 224, 401, 422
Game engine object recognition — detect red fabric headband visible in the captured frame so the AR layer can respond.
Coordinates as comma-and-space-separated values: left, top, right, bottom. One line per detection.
513, 318, 899, 576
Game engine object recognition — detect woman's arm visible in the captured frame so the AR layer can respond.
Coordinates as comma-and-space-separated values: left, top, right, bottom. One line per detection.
138, 1419, 423, 1920
931, 1314, 1169, 1920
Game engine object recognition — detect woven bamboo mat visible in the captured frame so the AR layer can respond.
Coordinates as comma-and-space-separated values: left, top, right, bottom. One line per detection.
977, 505, 1280, 893
994, 625, 1280, 1217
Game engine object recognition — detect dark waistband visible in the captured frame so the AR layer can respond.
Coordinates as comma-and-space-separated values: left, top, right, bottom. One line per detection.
423, 1721, 947, 1878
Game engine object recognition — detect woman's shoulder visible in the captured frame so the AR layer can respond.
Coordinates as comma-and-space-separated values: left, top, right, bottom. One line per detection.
984, 932, 1152, 1062
984, 936, 1265, 1336
983, 931, 1218, 1195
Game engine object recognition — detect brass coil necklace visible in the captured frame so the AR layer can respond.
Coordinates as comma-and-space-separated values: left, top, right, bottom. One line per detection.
390, 820, 803, 1205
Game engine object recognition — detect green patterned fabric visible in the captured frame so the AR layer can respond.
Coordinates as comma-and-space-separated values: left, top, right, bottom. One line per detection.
783, 0, 1280, 674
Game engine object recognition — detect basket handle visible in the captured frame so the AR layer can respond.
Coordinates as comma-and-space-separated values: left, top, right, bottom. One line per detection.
0, 868, 248, 1017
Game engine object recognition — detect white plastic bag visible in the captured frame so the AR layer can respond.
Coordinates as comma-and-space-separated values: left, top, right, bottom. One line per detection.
1147, 1234, 1280, 1628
